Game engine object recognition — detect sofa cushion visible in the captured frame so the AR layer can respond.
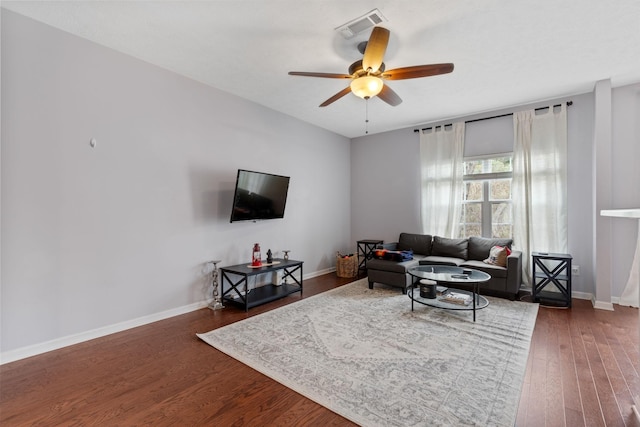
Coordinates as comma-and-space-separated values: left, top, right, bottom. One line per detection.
431, 236, 468, 260
397, 233, 432, 255
366, 257, 421, 274
419, 256, 465, 267
461, 260, 508, 279
467, 236, 513, 261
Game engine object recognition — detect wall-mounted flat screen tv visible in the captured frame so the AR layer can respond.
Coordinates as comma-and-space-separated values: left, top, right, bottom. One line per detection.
230, 169, 290, 222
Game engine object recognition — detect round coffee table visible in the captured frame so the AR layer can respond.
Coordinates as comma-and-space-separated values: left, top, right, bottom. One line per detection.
408, 265, 491, 322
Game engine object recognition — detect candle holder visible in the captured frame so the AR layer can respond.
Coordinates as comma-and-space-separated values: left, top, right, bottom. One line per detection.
208, 260, 224, 311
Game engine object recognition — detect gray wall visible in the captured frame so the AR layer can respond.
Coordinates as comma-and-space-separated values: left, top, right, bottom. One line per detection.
1, 11, 351, 357
610, 84, 640, 298
3, 9, 638, 361
352, 87, 640, 301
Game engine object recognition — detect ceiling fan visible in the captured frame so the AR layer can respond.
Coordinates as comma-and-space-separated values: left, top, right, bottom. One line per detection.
288, 26, 454, 107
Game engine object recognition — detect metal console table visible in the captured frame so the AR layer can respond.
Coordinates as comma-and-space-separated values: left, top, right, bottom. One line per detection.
220, 259, 303, 312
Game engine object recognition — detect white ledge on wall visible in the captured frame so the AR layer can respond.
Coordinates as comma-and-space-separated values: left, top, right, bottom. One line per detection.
600, 208, 640, 219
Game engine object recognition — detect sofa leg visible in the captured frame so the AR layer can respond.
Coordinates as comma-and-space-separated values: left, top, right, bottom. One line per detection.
402, 287, 407, 295
368, 281, 374, 289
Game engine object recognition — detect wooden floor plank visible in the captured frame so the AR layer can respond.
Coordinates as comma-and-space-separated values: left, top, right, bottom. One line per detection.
556, 310, 585, 427
1, 274, 638, 426
522, 306, 553, 427
545, 309, 566, 427
572, 308, 608, 427
515, 353, 533, 425
600, 310, 640, 426
581, 316, 625, 426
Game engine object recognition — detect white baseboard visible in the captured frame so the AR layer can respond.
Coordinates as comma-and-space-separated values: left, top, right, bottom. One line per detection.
1, 268, 341, 365
571, 291, 623, 310
571, 291, 593, 301
306, 267, 337, 278
0, 301, 208, 365
592, 297, 615, 311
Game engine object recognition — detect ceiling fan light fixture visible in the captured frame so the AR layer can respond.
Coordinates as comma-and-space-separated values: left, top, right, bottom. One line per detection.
350, 75, 383, 99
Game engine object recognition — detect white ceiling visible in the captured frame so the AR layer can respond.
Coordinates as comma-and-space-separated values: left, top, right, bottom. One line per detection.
3, 1, 640, 138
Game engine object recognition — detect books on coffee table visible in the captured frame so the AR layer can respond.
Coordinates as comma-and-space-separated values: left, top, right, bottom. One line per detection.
440, 291, 472, 306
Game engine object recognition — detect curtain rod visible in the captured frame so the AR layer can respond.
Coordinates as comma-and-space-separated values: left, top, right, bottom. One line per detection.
413, 101, 573, 133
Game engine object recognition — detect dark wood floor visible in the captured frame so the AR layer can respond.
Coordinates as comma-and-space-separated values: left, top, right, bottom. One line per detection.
517, 294, 640, 427
1, 273, 638, 426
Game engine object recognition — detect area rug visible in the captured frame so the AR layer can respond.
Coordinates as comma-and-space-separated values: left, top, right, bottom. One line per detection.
197, 278, 538, 426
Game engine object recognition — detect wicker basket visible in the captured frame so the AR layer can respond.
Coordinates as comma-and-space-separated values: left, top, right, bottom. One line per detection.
336, 252, 358, 278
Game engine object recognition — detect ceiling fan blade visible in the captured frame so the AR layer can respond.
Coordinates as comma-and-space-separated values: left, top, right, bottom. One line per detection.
362, 26, 390, 73
288, 71, 352, 79
382, 63, 454, 80
377, 84, 402, 106
319, 86, 352, 107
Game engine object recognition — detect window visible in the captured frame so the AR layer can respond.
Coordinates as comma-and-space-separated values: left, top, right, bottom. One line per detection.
458, 155, 512, 239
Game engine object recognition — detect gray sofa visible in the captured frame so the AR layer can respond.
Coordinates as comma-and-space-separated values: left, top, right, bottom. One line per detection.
366, 233, 522, 299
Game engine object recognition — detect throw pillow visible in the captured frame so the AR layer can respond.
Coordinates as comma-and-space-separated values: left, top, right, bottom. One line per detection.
468, 236, 513, 261
484, 245, 511, 267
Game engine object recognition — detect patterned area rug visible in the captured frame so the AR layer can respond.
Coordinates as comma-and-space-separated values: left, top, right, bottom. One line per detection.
197, 279, 538, 426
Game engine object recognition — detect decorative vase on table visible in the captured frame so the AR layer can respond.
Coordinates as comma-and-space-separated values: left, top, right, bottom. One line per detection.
252, 243, 262, 267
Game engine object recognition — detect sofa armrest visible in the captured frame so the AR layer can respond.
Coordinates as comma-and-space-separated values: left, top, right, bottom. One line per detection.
505, 250, 523, 295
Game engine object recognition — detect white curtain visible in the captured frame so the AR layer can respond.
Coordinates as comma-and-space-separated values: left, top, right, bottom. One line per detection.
419, 122, 465, 237
512, 105, 568, 286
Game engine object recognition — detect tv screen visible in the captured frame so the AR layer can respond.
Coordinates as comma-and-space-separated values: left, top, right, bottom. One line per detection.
230, 169, 290, 222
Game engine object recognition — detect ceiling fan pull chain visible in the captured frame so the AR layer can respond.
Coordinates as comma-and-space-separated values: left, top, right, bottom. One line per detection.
365, 98, 370, 134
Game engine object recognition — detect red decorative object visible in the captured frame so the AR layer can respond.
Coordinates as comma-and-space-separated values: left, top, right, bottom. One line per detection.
252, 243, 262, 267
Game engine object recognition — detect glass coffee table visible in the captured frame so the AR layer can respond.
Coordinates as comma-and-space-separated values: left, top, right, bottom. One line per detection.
408, 265, 491, 322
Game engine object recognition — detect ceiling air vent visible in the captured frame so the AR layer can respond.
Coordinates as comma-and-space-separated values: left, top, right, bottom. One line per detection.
335, 9, 387, 39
